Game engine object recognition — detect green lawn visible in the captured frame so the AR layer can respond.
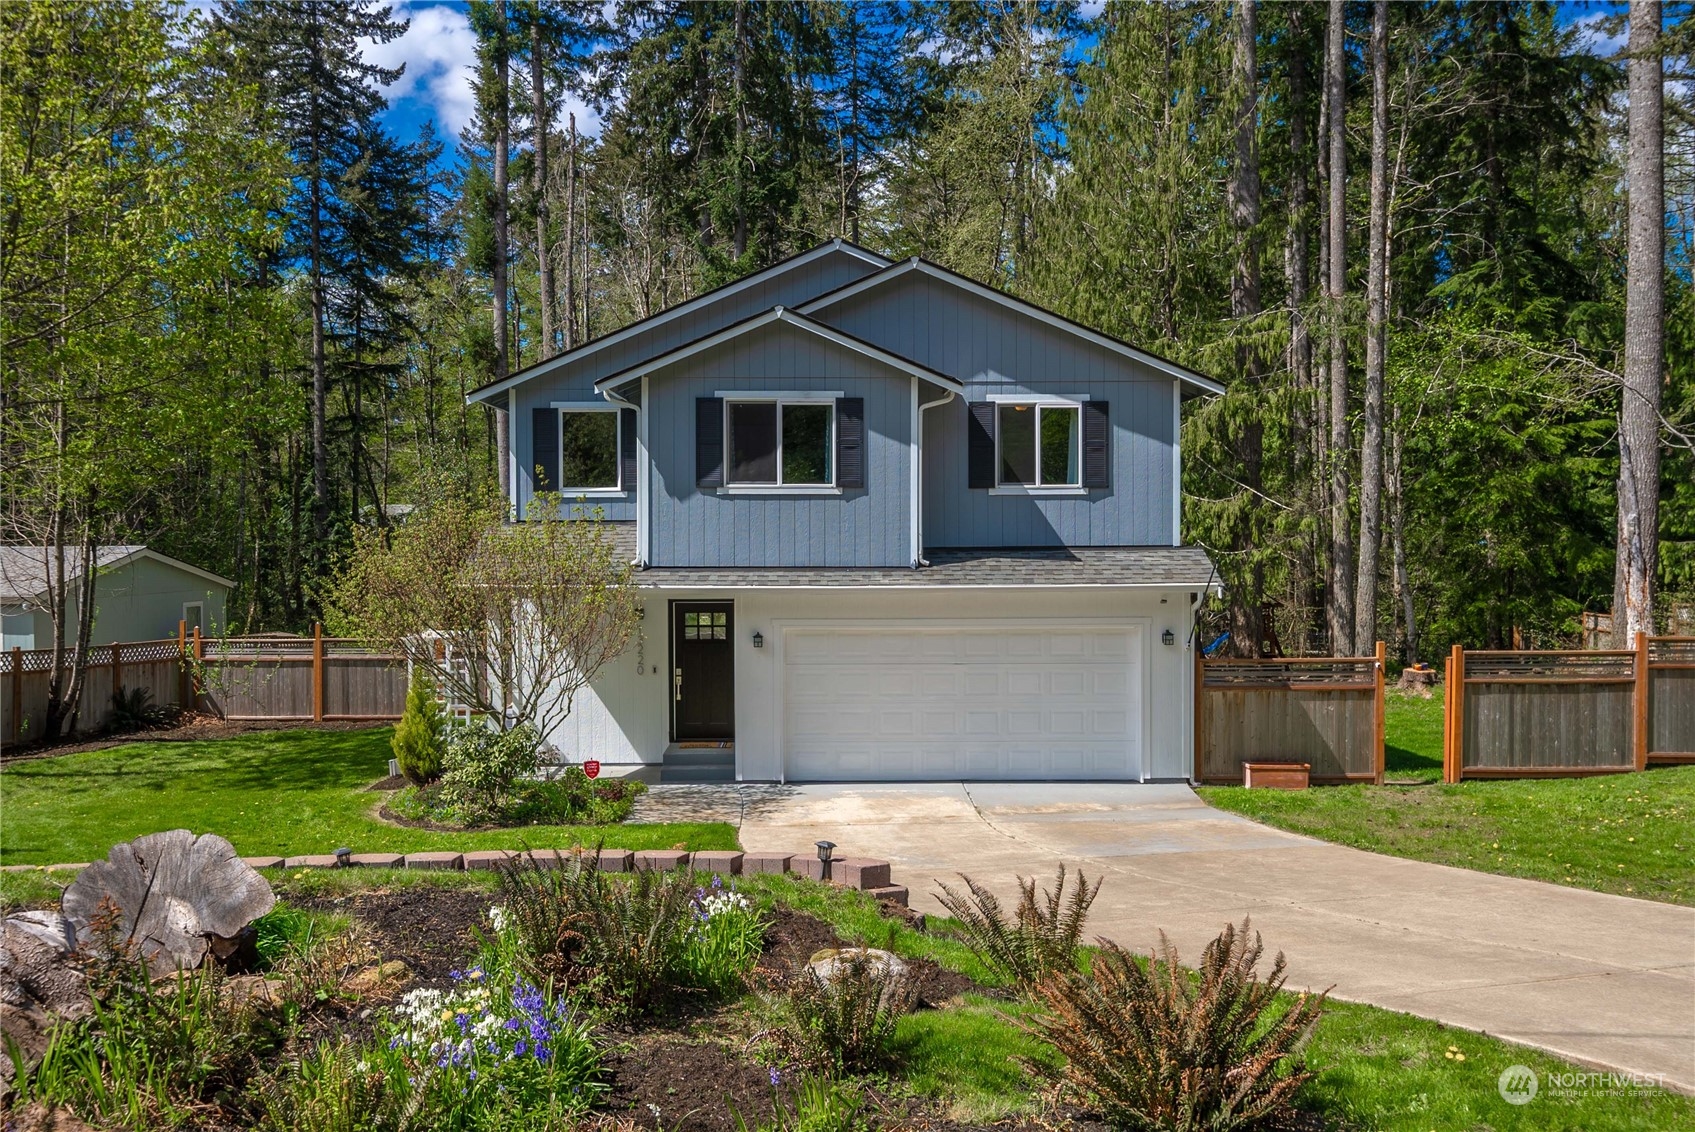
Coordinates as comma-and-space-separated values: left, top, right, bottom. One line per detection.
1201, 688, 1695, 905
0, 727, 737, 866
744, 876, 1694, 1131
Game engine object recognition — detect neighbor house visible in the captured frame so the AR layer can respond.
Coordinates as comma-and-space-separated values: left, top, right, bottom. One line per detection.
0, 545, 233, 650
468, 241, 1222, 783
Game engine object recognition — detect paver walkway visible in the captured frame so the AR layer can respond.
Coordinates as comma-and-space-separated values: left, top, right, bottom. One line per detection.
637, 781, 1695, 1094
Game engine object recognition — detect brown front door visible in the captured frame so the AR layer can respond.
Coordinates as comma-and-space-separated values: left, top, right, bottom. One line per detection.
672, 601, 734, 741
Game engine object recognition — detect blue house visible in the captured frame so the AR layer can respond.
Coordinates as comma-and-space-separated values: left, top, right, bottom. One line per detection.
469, 241, 1221, 783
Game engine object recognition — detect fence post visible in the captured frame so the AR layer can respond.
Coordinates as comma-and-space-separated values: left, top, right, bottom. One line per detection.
312, 623, 325, 722
1634, 631, 1649, 772
177, 619, 189, 708
1192, 641, 1205, 783
1442, 648, 1452, 782
190, 627, 203, 713
1449, 643, 1466, 783
1374, 640, 1386, 785
111, 641, 122, 699
9, 646, 20, 740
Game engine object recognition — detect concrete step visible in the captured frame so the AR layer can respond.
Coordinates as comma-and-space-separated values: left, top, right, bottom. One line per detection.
660, 763, 737, 784
663, 746, 735, 768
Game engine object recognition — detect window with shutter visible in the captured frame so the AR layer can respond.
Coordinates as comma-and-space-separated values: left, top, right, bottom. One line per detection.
836, 397, 864, 489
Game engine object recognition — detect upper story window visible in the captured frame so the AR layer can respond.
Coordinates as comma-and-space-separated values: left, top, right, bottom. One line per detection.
727, 398, 834, 486
559, 408, 619, 491
998, 402, 1080, 488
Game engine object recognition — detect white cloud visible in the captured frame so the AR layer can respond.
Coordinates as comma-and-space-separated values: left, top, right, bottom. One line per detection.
1572, 11, 1627, 58
363, 1, 481, 135
361, 1, 603, 144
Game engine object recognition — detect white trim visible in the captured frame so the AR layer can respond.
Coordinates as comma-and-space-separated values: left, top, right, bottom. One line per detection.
635, 580, 1218, 591
1172, 379, 1182, 546
181, 600, 205, 633
713, 389, 842, 402
797, 259, 1227, 396
985, 392, 1090, 403
915, 387, 957, 564
909, 374, 920, 566
130, 549, 235, 591
770, 616, 1151, 784
990, 486, 1089, 497
722, 397, 837, 489
591, 308, 964, 393
715, 485, 843, 497
466, 241, 890, 404
639, 377, 651, 564
551, 405, 626, 495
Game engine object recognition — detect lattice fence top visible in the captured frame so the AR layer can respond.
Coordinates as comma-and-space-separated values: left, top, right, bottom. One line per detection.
204, 637, 316, 661
1464, 651, 1635, 680
118, 640, 183, 663
1203, 658, 1378, 688
1649, 637, 1695, 665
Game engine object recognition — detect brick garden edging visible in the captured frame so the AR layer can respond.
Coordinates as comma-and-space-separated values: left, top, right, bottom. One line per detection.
2, 850, 911, 907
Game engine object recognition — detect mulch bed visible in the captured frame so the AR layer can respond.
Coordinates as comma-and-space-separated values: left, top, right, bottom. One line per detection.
292, 885, 495, 987
755, 905, 996, 1007
0, 716, 381, 763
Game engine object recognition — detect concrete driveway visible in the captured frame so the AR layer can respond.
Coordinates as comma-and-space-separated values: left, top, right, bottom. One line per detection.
649, 781, 1695, 1093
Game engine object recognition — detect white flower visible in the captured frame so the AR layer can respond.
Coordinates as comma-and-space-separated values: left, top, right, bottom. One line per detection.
698, 891, 751, 919
488, 904, 512, 932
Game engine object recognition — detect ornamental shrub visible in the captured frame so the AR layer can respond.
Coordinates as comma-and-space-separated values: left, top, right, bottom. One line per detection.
679, 876, 768, 997
439, 721, 541, 822
391, 670, 446, 785
1030, 918, 1325, 1132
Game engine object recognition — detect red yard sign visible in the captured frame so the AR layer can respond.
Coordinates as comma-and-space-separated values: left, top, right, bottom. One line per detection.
583, 759, 600, 779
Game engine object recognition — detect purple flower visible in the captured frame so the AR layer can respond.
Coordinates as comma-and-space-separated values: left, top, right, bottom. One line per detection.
769, 1066, 782, 1087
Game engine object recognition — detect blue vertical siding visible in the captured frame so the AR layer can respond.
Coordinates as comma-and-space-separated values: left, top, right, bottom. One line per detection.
506, 247, 882, 519
645, 322, 913, 568
819, 274, 1177, 547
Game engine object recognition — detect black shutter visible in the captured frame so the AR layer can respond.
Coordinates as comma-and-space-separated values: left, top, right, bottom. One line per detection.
695, 397, 724, 487
836, 396, 865, 489
967, 401, 996, 489
531, 407, 558, 491
620, 407, 637, 491
1082, 400, 1110, 488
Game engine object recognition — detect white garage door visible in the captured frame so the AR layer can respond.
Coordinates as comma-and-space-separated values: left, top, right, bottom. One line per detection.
781, 622, 1143, 781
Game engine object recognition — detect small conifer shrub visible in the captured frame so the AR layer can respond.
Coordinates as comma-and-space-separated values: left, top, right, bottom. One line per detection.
391, 669, 445, 785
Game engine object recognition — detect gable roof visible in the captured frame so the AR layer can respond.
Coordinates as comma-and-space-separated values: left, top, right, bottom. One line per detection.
0, 546, 235, 603
466, 239, 890, 405
797, 258, 1227, 397
591, 306, 966, 393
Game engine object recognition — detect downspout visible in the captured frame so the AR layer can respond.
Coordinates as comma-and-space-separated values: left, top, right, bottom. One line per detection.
600, 384, 644, 567
915, 388, 956, 567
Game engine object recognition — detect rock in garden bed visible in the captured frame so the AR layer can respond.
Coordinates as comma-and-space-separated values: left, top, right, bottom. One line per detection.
755, 906, 995, 1007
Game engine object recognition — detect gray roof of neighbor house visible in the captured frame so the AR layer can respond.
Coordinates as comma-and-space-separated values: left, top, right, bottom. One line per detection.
583, 522, 1216, 589
0, 546, 235, 603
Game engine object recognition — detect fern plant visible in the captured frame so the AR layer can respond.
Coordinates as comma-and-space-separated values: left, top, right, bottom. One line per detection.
495, 849, 696, 1016
1030, 918, 1326, 1132
933, 864, 1100, 989
782, 951, 916, 1074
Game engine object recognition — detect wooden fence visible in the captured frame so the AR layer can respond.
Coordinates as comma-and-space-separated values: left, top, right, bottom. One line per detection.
1196, 642, 1386, 784
1443, 635, 1695, 781
2, 624, 406, 744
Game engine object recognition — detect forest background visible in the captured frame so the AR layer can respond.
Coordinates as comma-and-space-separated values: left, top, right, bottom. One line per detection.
4, 0, 1691, 668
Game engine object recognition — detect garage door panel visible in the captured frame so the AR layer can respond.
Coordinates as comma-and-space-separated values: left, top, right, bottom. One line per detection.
782, 623, 1143, 782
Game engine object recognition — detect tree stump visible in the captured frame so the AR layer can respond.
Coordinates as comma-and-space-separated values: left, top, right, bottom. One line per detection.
61, 830, 275, 975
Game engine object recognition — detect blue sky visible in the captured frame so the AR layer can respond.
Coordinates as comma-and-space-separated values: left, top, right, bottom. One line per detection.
362, 1, 1630, 153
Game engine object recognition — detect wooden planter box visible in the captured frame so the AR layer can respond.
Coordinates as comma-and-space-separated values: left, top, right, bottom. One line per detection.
1243, 762, 1311, 790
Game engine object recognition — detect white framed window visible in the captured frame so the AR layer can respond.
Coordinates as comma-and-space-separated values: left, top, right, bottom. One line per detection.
721, 394, 836, 490
556, 406, 621, 493
182, 601, 204, 635
995, 401, 1081, 490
